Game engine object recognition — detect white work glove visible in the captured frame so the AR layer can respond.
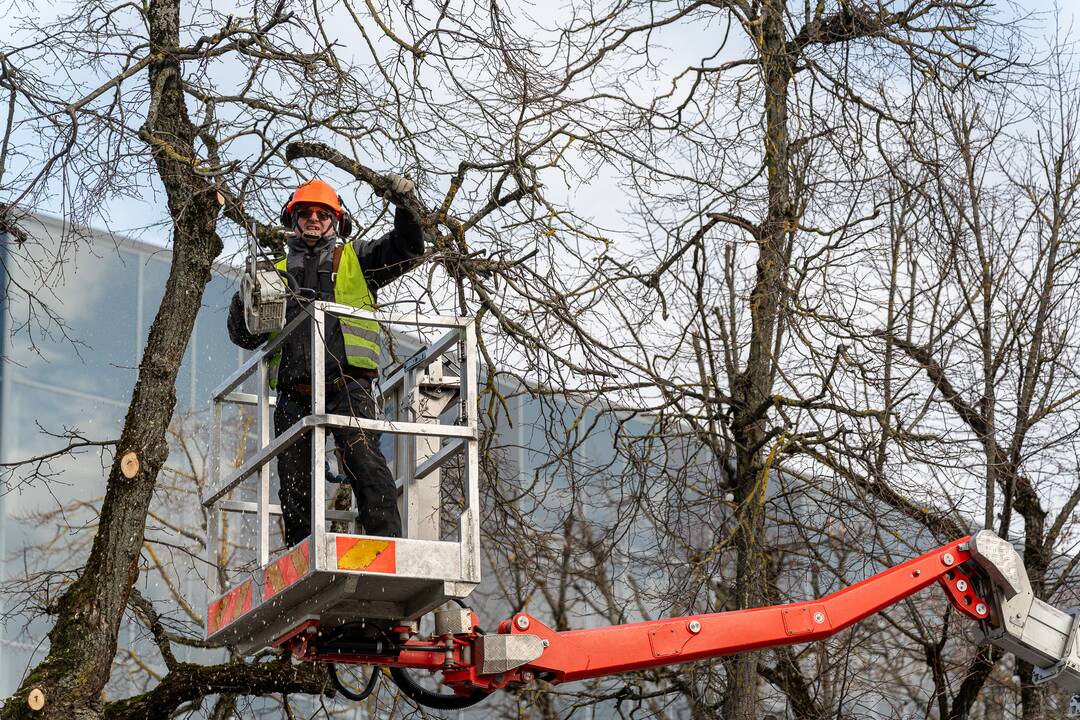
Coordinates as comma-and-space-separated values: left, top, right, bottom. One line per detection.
387, 174, 414, 196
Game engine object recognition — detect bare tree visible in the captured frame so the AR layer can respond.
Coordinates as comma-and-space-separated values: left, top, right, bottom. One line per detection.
0, 0, 580, 716
873, 52, 1080, 719
506, 1, 1022, 717
4, 0, 1080, 717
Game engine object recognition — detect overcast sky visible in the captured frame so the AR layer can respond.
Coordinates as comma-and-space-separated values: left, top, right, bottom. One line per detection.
4, 0, 1078, 259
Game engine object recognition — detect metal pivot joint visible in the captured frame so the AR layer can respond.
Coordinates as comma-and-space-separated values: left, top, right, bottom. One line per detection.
970, 530, 1080, 700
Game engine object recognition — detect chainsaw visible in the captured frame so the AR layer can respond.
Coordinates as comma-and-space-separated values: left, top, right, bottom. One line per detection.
239, 230, 289, 335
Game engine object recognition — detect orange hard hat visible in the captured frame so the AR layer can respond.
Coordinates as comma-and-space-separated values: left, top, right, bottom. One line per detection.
285, 179, 342, 216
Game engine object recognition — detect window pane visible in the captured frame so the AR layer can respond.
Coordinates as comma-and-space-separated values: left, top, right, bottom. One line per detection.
6, 248, 139, 402
194, 274, 241, 408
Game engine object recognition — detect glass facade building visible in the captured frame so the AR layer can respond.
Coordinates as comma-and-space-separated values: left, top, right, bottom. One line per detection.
0, 214, 243, 696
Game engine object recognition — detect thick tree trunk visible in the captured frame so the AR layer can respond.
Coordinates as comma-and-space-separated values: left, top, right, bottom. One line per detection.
721, 2, 793, 717
0, 0, 222, 716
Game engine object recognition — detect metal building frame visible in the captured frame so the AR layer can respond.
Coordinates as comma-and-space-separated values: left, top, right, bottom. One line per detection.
202, 302, 480, 651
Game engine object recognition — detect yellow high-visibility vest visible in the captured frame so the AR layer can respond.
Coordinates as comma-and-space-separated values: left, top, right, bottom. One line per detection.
267, 242, 380, 387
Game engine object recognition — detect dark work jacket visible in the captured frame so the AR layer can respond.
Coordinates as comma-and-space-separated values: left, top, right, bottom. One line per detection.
227, 206, 424, 387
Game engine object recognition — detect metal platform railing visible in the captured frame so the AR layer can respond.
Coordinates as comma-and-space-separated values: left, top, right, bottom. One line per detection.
202, 302, 480, 650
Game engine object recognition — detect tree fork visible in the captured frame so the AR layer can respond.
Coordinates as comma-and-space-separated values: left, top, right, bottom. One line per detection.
101, 660, 330, 720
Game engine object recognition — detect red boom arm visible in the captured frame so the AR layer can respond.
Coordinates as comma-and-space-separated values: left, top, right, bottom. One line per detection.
282, 535, 990, 698
497, 535, 987, 685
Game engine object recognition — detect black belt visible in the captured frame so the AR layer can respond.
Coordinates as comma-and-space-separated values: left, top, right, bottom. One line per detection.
282, 367, 378, 397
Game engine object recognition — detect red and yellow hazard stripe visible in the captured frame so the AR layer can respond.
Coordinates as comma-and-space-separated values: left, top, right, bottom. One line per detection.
207, 580, 253, 635
264, 542, 311, 600
336, 537, 396, 573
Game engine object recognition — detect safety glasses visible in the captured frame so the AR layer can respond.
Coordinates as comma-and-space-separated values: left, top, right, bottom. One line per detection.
294, 207, 334, 222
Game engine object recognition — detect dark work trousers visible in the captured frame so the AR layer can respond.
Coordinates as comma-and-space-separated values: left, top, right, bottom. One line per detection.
274, 376, 402, 547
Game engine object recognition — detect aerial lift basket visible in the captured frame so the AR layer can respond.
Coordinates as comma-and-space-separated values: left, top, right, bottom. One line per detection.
202, 302, 480, 653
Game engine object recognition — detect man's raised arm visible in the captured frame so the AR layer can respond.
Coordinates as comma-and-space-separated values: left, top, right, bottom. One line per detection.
355, 175, 426, 291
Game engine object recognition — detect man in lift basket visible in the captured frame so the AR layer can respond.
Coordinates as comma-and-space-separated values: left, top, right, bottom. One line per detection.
227, 175, 422, 547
